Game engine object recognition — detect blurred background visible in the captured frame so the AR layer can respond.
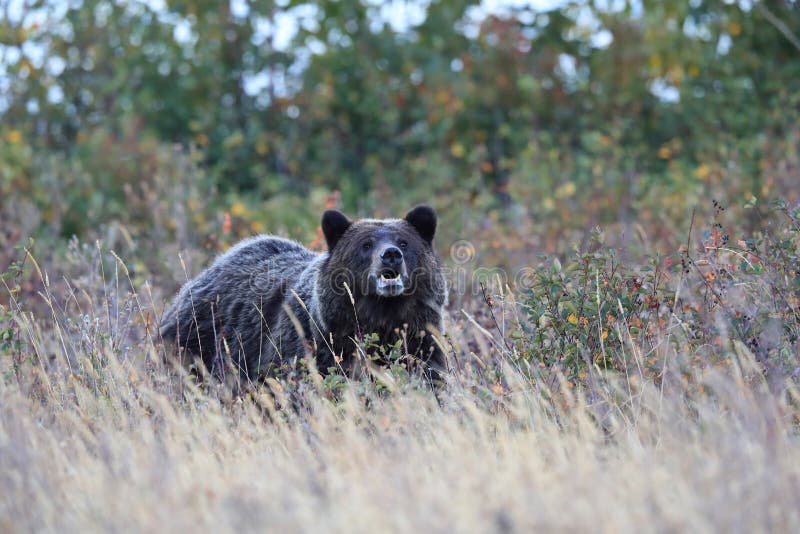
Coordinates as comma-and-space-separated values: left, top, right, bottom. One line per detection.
1, 0, 798, 281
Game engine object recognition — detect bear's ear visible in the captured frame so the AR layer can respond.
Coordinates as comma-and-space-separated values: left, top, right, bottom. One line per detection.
405, 205, 437, 244
322, 210, 352, 251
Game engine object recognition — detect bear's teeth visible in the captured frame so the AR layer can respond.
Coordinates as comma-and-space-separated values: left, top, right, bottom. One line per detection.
380, 273, 401, 282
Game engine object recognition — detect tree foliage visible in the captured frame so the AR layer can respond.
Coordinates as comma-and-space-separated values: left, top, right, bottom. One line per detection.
1, 0, 798, 240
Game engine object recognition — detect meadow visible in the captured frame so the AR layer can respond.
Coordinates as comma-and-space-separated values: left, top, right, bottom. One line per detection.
2, 195, 799, 532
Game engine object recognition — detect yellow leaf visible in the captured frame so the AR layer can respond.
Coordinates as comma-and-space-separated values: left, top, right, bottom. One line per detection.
230, 201, 247, 217
5, 130, 22, 144
450, 142, 465, 158
694, 163, 710, 180
667, 66, 683, 86
554, 181, 576, 199
648, 55, 662, 72
567, 313, 578, 325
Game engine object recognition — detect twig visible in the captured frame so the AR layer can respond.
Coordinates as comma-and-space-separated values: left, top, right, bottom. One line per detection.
686, 208, 696, 255
479, 282, 513, 353
757, 2, 800, 54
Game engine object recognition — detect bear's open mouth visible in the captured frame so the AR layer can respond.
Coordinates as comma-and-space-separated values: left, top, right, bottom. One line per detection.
374, 268, 406, 296
379, 268, 402, 283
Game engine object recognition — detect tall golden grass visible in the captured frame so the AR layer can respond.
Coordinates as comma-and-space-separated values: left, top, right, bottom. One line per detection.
1, 251, 799, 533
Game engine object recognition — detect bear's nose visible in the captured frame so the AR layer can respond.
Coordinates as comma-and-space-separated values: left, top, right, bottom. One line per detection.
380, 246, 403, 267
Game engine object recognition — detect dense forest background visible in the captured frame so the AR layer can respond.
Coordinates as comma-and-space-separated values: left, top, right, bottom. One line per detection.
2, 0, 798, 274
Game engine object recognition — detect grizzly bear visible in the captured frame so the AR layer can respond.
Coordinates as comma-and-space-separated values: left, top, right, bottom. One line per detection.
159, 205, 447, 385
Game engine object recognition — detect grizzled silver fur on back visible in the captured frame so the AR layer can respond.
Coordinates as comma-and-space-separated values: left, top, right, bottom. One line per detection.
159, 205, 447, 383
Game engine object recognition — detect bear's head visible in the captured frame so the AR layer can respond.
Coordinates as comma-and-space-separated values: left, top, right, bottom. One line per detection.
321, 205, 441, 300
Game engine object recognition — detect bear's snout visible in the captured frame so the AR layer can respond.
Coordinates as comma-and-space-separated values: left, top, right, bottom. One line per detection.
370, 244, 408, 297
380, 245, 403, 268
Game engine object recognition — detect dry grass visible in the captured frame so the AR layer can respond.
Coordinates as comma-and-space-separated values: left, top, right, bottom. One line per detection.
1, 253, 800, 533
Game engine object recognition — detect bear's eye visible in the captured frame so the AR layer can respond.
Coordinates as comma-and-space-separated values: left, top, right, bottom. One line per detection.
398, 240, 408, 249
362, 242, 373, 252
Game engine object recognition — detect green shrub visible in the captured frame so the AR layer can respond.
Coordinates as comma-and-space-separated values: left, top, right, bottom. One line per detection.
509, 199, 799, 390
